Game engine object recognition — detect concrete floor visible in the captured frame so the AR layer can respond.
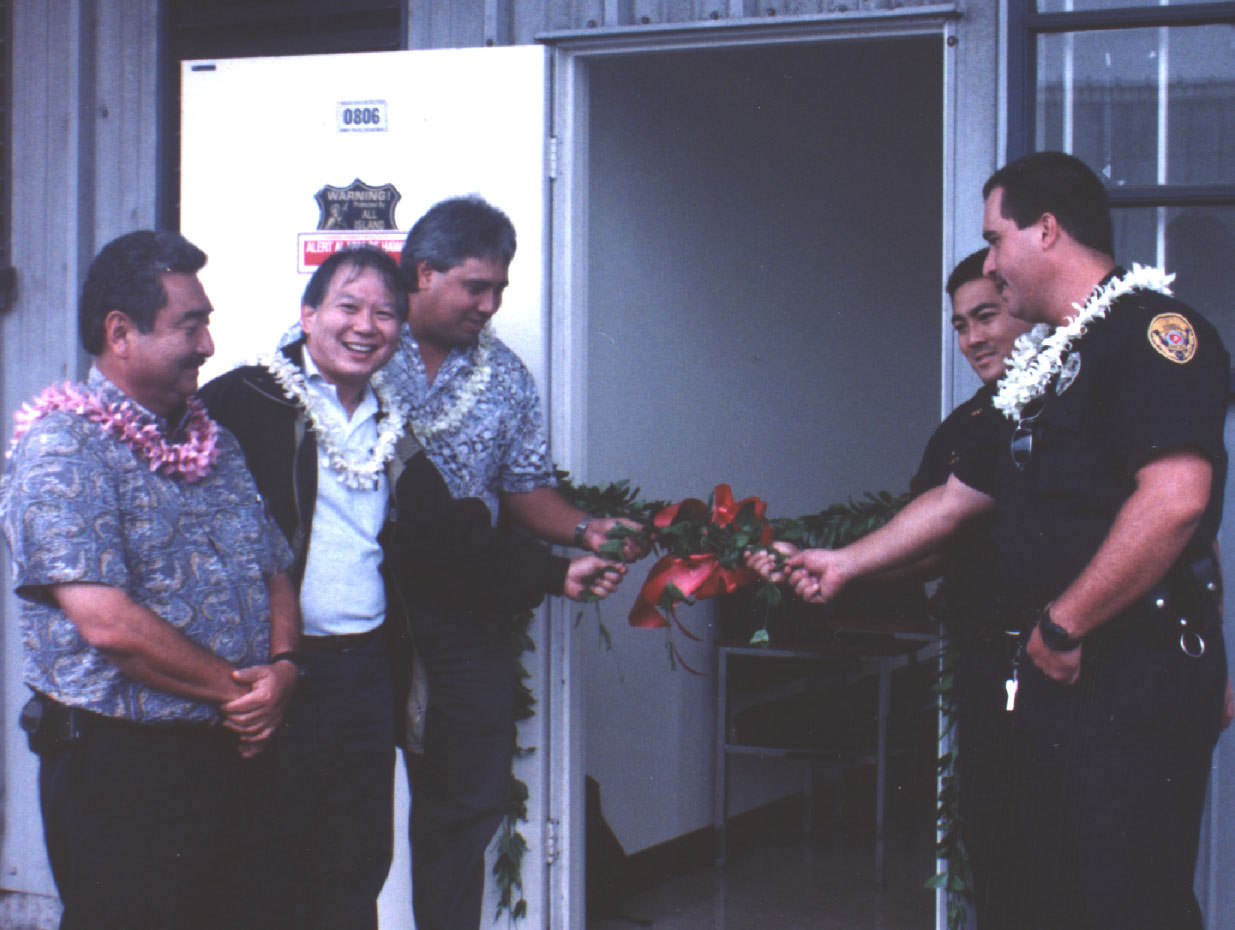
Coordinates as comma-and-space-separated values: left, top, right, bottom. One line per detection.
590, 774, 939, 930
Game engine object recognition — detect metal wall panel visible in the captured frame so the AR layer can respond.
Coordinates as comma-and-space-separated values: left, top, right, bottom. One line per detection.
94, 1, 159, 237
410, 0, 950, 48
3, 0, 100, 913
1, 3, 159, 922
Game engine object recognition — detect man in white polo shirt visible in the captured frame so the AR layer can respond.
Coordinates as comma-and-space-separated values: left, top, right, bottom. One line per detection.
200, 246, 623, 930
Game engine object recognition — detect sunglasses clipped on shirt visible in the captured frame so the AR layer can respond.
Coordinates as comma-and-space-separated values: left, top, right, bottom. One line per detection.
1010, 397, 1045, 470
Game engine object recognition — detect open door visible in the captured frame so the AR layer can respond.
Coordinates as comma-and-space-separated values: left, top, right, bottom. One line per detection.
180, 45, 554, 930
544, 12, 976, 927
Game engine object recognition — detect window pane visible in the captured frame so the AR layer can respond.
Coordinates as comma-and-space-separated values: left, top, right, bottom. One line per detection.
1113, 205, 1235, 355
1037, 25, 1235, 186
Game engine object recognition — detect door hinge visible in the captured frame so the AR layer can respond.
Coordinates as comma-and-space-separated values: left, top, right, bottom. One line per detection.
546, 136, 560, 181
545, 817, 561, 866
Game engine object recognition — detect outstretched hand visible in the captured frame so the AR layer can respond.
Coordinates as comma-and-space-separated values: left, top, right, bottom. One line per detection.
743, 541, 800, 582
745, 543, 854, 605
784, 548, 854, 605
583, 517, 652, 562
565, 555, 627, 602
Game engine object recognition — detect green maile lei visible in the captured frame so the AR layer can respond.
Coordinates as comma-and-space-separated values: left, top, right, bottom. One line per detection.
499, 480, 970, 930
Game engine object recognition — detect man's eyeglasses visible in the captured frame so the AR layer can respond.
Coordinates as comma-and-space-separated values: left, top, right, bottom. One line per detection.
1010, 399, 1045, 470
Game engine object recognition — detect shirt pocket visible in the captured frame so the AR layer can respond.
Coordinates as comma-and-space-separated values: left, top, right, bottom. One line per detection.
1031, 379, 1110, 500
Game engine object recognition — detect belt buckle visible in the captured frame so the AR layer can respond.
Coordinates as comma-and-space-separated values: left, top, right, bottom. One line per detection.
53, 703, 83, 741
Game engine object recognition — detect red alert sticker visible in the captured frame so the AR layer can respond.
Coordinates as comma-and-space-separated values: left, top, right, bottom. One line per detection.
298, 232, 405, 272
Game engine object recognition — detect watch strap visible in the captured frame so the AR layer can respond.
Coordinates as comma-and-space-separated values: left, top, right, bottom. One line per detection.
270, 650, 306, 674
1037, 607, 1082, 652
573, 517, 591, 549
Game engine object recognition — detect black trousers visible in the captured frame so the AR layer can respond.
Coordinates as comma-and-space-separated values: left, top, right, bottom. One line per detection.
279, 632, 396, 930
38, 713, 298, 930
405, 604, 517, 930
1013, 623, 1226, 930
954, 644, 1034, 930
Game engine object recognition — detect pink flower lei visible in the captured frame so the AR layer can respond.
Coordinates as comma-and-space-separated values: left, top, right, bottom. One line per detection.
7, 381, 219, 483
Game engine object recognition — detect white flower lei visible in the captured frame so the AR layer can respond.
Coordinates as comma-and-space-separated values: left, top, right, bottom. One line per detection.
260, 351, 409, 490
411, 325, 495, 443
992, 263, 1175, 420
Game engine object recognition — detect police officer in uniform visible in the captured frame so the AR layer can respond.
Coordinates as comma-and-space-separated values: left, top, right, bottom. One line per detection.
911, 249, 1032, 930
761, 152, 1230, 930
979, 151, 1229, 930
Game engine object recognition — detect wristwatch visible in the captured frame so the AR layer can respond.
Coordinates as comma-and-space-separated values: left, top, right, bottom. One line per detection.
270, 650, 306, 677
1036, 607, 1082, 652
573, 517, 592, 549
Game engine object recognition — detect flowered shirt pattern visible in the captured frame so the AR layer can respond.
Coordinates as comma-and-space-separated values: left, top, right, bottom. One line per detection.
382, 327, 557, 517
0, 369, 293, 723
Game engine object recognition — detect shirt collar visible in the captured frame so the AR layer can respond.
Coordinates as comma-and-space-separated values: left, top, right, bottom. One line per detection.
87, 365, 178, 432
301, 348, 379, 422
401, 325, 478, 372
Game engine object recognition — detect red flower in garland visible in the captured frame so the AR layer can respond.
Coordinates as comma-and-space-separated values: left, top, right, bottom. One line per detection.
629, 484, 773, 633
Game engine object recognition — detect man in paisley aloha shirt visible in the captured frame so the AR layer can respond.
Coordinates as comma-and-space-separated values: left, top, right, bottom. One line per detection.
0, 230, 301, 930
389, 196, 647, 930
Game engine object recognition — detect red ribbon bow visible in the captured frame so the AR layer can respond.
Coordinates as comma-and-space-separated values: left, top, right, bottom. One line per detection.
628, 484, 773, 632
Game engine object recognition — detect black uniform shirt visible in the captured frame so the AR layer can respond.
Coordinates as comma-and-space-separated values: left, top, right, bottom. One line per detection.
912, 382, 1007, 498
991, 280, 1229, 612
910, 383, 1009, 636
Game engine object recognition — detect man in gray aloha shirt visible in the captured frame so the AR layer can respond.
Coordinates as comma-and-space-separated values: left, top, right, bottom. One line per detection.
391, 196, 646, 930
0, 230, 301, 930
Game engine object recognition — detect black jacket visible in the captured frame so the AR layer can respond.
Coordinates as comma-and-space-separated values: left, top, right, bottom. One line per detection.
198, 342, 571, 628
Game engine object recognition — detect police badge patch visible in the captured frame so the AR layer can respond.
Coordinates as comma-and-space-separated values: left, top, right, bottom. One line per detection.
1148, 312, 1197, 364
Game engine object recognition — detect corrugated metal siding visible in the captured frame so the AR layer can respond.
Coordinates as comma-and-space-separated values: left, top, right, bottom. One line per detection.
167, 0, 405, 59
95, 1, 159, 238
410, 0, 949, 48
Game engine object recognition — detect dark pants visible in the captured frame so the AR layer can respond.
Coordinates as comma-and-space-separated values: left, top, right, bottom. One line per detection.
281, 631, 396, 930
954, 644, 1033, 930
405, 604, 516, 930
1013, 622, 1225, 930
38, 713, 298, 930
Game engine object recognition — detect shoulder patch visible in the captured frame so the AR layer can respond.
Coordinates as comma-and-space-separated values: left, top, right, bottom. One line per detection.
1147, 312, 1197, 364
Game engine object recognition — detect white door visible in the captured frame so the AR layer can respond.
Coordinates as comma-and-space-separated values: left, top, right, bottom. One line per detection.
181, 46, 554, 930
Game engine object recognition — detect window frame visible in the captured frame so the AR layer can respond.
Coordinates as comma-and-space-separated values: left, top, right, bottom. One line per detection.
1007, 0, 1235, 209
0, 0, 11, 310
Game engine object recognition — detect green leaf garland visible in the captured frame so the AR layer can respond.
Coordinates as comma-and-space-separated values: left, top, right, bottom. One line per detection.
498, 477, 970, 930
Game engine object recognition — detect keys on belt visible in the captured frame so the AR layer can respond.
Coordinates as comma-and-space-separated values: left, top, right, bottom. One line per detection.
1004, 633, 1024, 712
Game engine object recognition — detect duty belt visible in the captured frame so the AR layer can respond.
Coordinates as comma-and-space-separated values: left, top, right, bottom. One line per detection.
1145, 552, 1222, 658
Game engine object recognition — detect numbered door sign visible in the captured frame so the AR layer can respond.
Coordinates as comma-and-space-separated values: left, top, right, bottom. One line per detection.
337, 100, 388, 132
